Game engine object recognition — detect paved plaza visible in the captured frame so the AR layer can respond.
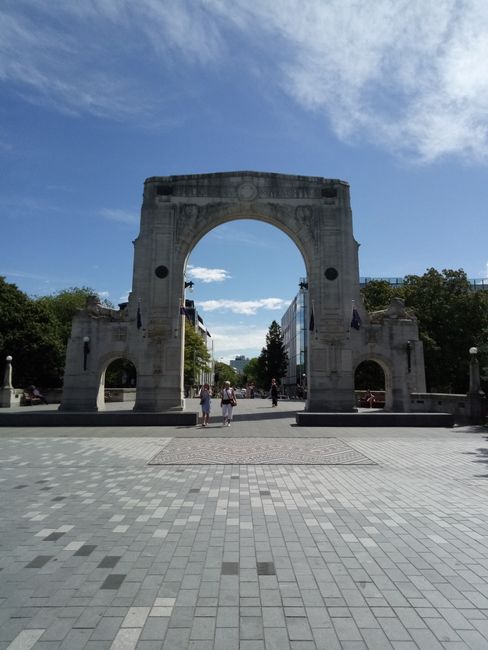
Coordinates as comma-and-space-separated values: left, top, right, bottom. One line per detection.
1, 399, 488, 649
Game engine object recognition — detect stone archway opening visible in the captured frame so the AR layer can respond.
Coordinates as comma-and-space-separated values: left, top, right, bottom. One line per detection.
102, 358, 137, 405
354, 359, 386, 409
185, 218, 307, 396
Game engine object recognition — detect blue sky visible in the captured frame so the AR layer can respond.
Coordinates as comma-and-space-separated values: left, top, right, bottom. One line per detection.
1, 0, 488, 362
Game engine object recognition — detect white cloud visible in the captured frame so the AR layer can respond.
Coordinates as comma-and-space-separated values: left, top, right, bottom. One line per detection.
198, 297, 290, 315
3, 1, 488, 160
99, 208, 138, 225
210, 324, 268, 358
187, 265, 231, 283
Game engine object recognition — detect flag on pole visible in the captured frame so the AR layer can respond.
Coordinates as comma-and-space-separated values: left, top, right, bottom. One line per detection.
350, 306, 361, 330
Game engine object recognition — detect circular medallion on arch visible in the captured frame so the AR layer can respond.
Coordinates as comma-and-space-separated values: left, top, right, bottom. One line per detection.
325, 267, 339, 281
155, 265, 169, 279
237, 182, 258, 201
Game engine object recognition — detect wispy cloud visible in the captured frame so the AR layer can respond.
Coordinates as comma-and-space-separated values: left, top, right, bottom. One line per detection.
3, 1, 488, 160
99, 208, 138, 225
198, 297, 290, 315
187, 265, 231, 283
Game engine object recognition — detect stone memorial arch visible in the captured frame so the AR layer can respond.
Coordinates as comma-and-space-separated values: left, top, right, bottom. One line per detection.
60, 172, 425, 413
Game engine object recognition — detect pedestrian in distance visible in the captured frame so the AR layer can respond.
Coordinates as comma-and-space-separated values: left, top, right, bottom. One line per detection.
220, 380, 237, 427
28, 385, 48, 404
198, 383, 211, 427
270, 378, 279, 407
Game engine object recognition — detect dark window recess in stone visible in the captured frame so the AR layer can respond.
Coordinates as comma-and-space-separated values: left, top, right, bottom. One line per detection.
98, 556, 122, 569
188, 488, 200, 494
257, 561, 276, 576
231, 475, 239, 479
221, 562, 239, 575
325, 267, 339, 281
259, 490, 271, 496
101, 574, 126, 589
74, 545, 97, 557
156, 185, 173, 196
43, 532, 65, 541
322, 187, 337, 198
155, 265, 169, 279
26, 555, 53, 568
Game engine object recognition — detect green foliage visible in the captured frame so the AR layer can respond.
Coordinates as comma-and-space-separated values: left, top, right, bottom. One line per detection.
36, 287, 108, 344
257, 320, 288, 388
360, 280, 396, 312
360, 269, 488, 394
184, 320, 211, 386
0, 278, 109, 388
242, 357, 262, 388
213, 361, 239, 388
402, 268, 488, 393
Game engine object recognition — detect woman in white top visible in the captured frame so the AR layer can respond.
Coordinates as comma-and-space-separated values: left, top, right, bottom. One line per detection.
220, 380, 237, 427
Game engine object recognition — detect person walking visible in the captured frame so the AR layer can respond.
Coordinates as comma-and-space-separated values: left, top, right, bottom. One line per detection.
270, 378, 279, 407
198, 383, 211, 427
220, 380, 237, 427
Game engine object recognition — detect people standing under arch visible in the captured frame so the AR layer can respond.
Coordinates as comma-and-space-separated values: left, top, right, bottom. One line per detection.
270, 378, 279, 407
221, 380, 237, 427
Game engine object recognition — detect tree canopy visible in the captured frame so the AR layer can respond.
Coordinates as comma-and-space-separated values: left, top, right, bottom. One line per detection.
361, 269, 488, 393
256, 320, 288, 388
213, 360, 239, 388
0, 279, 108, 388
183, 320, 211, 386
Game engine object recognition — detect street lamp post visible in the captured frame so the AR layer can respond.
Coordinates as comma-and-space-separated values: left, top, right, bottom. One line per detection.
467, 347, 486, 424
0, 355, 15, 408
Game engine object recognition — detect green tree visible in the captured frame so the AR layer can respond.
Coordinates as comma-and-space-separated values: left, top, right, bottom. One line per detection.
0, 280, 116, 388
242, 357, 263, 388
0, 277, 65, 387
402, 268, 488, 393
257, 320, 288, 389
184, 320, 211, 386
213, 361, 239, 388
360, 280, 396, 312
36, 287, 110, 344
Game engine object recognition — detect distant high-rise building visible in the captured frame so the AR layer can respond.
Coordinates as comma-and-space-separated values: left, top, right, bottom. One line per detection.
230, 355, 249, 374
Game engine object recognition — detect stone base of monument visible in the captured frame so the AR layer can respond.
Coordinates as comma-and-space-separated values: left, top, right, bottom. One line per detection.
296, 412, 454, 427
0, 410, 198, 427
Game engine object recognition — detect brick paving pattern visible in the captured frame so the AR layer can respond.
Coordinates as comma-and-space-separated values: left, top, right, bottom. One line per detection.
148, 437, 375, 465
0, 399, 488, 648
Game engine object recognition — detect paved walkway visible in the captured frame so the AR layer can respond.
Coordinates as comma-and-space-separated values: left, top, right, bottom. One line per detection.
1, 399, 488, 649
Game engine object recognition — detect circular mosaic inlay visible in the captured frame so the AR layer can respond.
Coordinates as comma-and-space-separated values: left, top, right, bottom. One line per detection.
325, 267, 339, 281
155, 265, 169, 279
237, 182, 258, 201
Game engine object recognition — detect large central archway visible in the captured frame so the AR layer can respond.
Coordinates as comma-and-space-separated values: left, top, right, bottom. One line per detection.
60, 172, 426, 413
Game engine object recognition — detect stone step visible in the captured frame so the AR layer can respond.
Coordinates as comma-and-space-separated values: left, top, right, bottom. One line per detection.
296, 412, 454, 427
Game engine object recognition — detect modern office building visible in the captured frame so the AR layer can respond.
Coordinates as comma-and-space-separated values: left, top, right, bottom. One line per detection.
281, 279, 308, 398
184, 299, 213, 389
